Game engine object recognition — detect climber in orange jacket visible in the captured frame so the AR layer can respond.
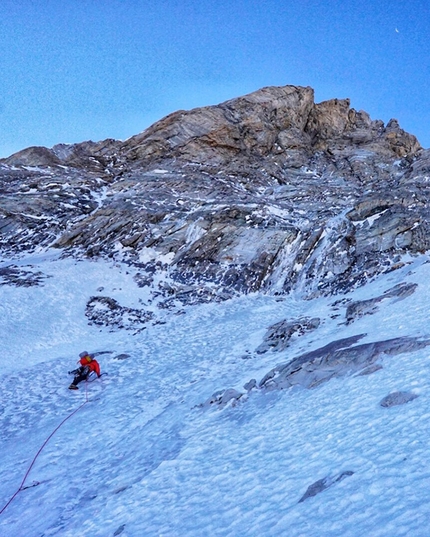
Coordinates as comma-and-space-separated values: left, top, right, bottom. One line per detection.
68, 351, 101, 390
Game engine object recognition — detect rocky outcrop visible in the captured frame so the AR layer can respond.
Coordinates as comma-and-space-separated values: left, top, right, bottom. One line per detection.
256, 317, 321, 354
258, 335, 430, 391
121, 86, 420, 168
0, 265, 47, 287
298, 471, 354, 503
201, 335, 429, 409
0, 84, 428, 304
345, 283, 418, 323
200, 388, 244, 409
121, 85, 316, 167
379, 391, 419, 408
2, 139, 121, 172
85, 296, 153, 332
1, 85, 421, 173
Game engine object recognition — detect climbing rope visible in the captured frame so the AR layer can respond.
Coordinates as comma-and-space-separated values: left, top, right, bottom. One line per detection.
0, 380, 90, 516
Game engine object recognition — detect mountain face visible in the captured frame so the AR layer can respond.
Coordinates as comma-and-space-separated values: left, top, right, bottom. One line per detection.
2, 85, 430, 536
1, 85, 429, 309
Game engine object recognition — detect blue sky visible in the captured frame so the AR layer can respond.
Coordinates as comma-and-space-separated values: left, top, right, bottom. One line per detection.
1, 0, 429, 157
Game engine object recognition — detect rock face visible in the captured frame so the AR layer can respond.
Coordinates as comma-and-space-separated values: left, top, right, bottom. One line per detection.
0, 84, 428, 304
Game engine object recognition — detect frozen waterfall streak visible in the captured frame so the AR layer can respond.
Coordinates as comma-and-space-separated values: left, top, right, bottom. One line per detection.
0, 381, 90, 516
296, 209, 351, 294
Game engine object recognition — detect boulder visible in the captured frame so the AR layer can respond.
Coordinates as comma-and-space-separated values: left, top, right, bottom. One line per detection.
379, 391, 419, 408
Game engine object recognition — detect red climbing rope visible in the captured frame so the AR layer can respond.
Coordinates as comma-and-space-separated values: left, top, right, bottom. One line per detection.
0, 380, 90, 516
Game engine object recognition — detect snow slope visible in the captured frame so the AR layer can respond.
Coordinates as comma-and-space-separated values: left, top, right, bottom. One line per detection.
1, 251, 430, 536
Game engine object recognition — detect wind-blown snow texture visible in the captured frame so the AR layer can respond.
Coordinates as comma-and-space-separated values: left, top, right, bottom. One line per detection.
1, 250, 430, 536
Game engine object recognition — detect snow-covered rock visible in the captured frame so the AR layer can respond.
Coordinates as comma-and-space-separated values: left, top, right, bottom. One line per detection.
1, 84, 430, 536
1, 85, 429, 306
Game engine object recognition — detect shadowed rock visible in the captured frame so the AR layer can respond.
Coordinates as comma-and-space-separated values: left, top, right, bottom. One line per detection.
200, 336, 427, 411
243, 379, 257, 392
201, 388, 243, 408
0, 265, 47, 287
298, 471, 354, 503
85, 296, 153, 331
346, 282, 418, 323
113, 353, 131, 361
259, 335, 430, 391
256, 317, 321, 354
113, 524, 126, 536
356, 364, 383, 376
380, 391, 419, 408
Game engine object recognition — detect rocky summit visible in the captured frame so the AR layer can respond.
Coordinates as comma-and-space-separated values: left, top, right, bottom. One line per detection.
1, 84, 429, 307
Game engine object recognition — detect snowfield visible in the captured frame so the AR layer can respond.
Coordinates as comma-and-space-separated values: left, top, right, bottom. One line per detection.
1, 250, 430, 536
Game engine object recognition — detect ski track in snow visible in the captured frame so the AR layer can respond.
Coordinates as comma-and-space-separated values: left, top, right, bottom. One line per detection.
1, 252, 430, 536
